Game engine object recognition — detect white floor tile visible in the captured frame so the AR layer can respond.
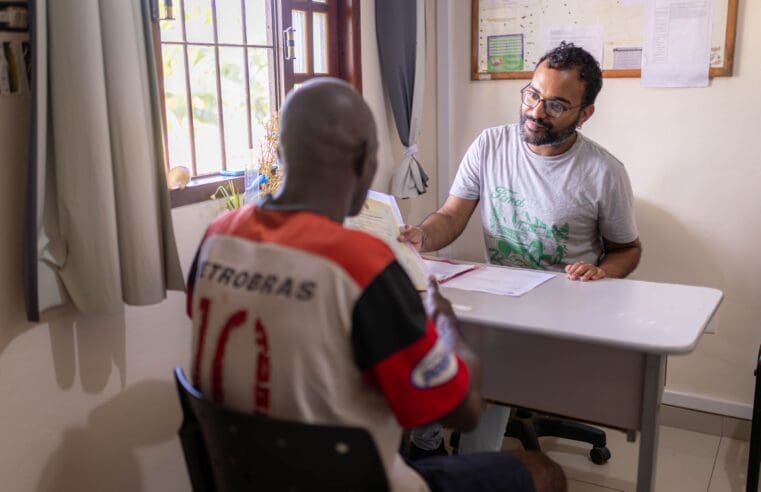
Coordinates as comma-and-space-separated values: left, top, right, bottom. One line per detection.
535, 425, 719, 492
568, 478, 624, 492
707, 436, 758, 492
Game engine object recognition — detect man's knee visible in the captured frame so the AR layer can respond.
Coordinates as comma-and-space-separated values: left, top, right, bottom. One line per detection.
511, 450, 567, 492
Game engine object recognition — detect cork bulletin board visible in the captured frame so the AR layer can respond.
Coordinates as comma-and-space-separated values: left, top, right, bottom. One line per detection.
471, 0, 738, 80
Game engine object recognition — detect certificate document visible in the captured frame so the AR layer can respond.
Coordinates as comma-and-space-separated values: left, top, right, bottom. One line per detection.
344, 191, 428, 290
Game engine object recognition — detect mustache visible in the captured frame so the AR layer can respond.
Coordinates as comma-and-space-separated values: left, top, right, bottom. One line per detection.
524, 115, 552, 130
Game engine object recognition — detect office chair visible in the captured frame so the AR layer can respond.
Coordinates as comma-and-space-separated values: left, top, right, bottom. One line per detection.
449, 407, 611, 464
747, 345, 761, 492
505, 408, 611, 464
174, 367, 389, 492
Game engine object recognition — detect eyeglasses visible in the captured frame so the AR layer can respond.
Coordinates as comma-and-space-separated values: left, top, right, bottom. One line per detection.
520, 85, 583, 118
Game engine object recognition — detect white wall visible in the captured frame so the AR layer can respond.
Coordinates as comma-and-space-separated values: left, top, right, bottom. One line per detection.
439, 0, 761, 413
361, 0, 439, 226
0, 3, 437, 490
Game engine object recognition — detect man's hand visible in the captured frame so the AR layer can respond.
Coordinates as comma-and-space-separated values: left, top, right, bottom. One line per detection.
424, 275, 483, 432
565, 262, 606, 281
397, 224, 425, 252
424, 276, 455, 322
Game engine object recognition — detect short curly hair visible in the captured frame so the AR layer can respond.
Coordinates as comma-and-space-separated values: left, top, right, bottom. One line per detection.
537, 42, 602, 107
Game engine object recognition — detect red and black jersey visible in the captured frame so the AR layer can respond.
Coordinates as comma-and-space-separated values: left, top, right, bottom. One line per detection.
186, 205, 470, 491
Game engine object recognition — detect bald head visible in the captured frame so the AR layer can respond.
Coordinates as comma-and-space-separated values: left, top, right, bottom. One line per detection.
280, 78, 378, 175
271, 78, 379, 220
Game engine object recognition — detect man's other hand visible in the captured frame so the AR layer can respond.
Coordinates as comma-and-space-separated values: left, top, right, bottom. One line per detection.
397, 224, 425, 252
565, 262, 606, 281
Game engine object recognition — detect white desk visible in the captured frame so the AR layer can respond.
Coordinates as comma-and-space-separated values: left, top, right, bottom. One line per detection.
441, 266, 723, 492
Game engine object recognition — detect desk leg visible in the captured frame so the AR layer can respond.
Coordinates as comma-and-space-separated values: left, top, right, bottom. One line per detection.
637, 354, 665, 492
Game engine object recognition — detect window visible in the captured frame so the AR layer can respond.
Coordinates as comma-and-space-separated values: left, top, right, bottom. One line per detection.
151, 0, 361, 206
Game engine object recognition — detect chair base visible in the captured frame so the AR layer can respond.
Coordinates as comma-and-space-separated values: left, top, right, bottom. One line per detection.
506, 410, 611, 465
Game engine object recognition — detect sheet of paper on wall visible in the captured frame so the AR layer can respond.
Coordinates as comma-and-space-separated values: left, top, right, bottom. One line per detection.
444, 264, 554, 297
544, 25, 604, 66
344, 191, 428, 290
641, 0, 712, 88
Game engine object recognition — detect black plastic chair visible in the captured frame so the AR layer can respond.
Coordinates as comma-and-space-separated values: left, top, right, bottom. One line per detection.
174, 367, 389, 492
747, 345, 761, 492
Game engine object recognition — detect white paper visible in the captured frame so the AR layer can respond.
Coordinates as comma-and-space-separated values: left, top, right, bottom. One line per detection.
421, 258, 478, 284
344, 191, 428, 290
642, 0, 712, 88
544, 25, 604, 66
612, 47, 643, 69
444, 265, 554, 297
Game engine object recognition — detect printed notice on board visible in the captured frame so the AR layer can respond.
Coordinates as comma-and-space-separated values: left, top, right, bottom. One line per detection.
544, 25, 604, 66
612, 47, 643, 69
642, 0, 712, 87
488, 34, 524, 72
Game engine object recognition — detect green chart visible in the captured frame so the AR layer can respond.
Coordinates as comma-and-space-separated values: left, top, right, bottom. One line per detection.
487, 34, 524, 72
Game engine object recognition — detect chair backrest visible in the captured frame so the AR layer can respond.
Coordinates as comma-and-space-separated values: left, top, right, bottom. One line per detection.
174, 367, 390, 492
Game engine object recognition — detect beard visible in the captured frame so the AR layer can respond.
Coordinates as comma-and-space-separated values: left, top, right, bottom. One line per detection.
519, 111, 580, 147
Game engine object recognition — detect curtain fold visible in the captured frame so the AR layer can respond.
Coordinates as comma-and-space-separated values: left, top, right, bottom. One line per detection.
376, 0, 429, 199
24, 0, 183, 320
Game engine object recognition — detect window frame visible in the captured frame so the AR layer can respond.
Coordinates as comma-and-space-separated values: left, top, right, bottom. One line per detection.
149, 0, 362, 208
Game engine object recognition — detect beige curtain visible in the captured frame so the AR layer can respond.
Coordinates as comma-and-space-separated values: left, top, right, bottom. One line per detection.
28, 0, 183, 318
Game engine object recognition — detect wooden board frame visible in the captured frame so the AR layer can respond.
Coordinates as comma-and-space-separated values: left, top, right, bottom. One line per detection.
470, 0, 739, 80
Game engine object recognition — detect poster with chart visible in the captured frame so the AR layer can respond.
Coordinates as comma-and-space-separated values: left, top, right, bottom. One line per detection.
472, 0, 736, 79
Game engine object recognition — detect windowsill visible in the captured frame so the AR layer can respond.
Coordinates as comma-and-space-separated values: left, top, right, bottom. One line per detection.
170, 174, 244, 208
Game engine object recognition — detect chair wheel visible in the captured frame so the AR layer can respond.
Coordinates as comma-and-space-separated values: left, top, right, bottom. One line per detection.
590, 446, 611, 465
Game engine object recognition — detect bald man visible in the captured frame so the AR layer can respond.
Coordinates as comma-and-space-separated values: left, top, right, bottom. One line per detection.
186, 78, 565, 492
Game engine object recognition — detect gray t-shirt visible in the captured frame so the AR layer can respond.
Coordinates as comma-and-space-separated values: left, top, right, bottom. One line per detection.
450, 124, 638, 271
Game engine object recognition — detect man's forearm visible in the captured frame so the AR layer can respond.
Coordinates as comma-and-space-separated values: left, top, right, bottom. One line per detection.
418, 212, 463, 252
600, 245, 642, 278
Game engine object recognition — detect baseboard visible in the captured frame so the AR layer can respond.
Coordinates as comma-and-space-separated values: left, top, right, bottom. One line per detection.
660, 390, 753, 441
662, 388, 752, 420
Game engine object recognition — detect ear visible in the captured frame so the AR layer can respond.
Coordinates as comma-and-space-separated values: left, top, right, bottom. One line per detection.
578, 104, 595, 127
353, 141, 368, 178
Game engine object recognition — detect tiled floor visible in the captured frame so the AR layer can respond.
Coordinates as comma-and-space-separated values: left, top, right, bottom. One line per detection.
500, 425, 757, 492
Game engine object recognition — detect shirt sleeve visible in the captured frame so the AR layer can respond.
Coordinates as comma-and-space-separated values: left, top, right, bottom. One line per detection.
449, 131, 486, 200
351, 261, 470, 428
599, 163, 639, 244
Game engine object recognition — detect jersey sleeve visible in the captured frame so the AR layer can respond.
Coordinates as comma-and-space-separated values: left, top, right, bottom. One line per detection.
351, 261, 470, 428
449, 131, 486, 200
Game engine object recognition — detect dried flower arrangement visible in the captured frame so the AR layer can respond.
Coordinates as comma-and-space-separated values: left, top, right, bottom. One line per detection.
209, 113, 281, 211
256, 112, 281, 197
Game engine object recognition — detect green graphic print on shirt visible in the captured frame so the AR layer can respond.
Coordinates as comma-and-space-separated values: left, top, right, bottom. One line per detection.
487, 187, 569, 270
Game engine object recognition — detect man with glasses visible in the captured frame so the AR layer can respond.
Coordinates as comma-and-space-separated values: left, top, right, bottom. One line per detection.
399, 42, 641, 458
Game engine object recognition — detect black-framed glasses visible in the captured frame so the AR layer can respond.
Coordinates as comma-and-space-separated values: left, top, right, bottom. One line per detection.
520, 85, 583, 118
